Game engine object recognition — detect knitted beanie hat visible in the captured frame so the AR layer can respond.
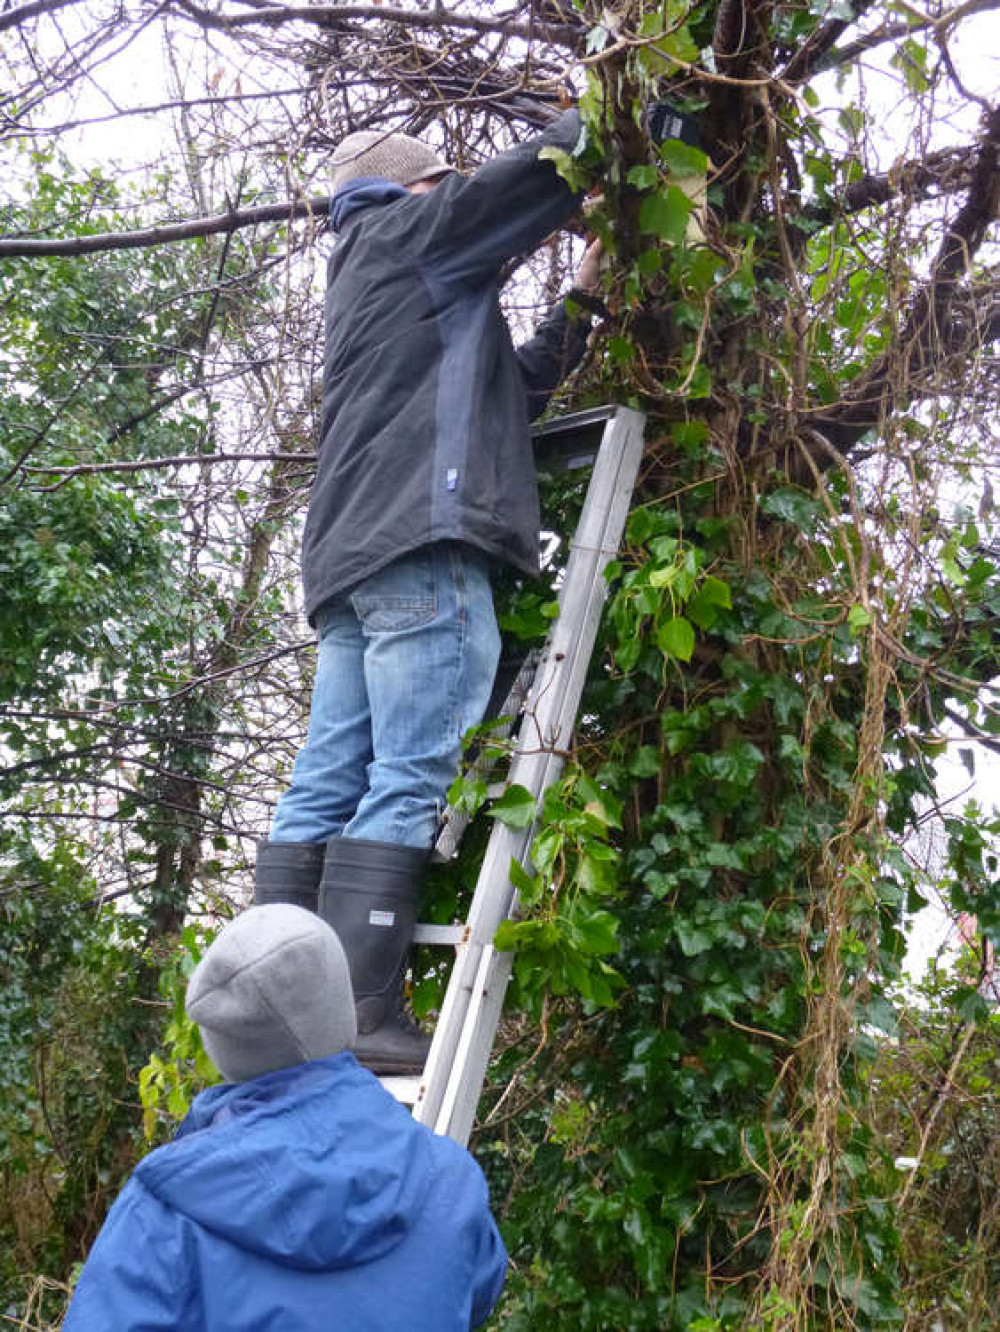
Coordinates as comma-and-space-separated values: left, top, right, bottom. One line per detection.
185, 904, 357, 1083
330, 129, 451, 192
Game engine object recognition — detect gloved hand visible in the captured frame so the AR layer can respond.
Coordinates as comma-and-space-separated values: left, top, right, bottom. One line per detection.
647, 102, 702, 149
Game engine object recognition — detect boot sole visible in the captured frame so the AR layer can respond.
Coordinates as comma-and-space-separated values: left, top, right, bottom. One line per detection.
354, 1054, 427, 1076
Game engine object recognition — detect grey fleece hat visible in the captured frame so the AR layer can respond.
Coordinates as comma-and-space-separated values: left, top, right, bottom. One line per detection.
330, 129, 451, 193
185, 904, 357, 1083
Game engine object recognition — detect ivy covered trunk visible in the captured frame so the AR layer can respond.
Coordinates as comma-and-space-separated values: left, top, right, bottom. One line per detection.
464, 24, 999, 1332
475, 428, 916, 1329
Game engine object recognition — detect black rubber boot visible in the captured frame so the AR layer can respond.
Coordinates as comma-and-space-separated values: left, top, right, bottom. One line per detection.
253, 840, 325, 912
319, 836, 431, 1075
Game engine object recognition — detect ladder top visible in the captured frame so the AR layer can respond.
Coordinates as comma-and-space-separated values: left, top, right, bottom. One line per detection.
532, 403, 642, 473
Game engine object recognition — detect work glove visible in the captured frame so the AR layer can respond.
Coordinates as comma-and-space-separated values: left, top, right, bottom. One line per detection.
647, 102, 702, 149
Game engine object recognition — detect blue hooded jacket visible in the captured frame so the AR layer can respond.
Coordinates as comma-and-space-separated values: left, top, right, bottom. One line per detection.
64, 1054, 507, 1331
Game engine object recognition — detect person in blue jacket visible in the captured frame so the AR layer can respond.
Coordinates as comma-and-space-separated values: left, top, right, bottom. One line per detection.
253, 110, 603, 1077
63, 904, 508, 1331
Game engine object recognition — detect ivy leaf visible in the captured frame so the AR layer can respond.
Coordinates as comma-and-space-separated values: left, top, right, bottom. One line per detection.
705, 842, 745, 870
577, 773, 623, 828
951, 985, 990, 1023
660, 140, 708, 179
674, 918, 715, 956
861, 994, 898, 1035
638, 185, 693, 245
493, 918, 523, 951
657, 615, 696, 662
627, 164, 660, 190
687, 575, 732, 629
687, 363, 713, 398
608, 335, 636, 365
587, 963, 622, 1007
891, 38, 929, 94
672, 419, 711, 453
447, 772, 487, 815
848, 604, 871, 637
509, 856, 543, 908
538, 144, 589, 192
761, 485, 820, 530
568, 906, 620, 955
488, 783, 537, 828
628, 745, 662, 778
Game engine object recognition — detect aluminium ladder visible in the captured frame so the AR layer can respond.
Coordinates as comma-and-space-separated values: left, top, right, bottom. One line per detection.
383, 404, 645, 1147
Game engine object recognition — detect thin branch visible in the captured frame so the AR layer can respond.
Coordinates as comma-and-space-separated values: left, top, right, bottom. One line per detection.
0, 0, 81, 34
169, 0, 579, 44
898, 1021, 977, 1210
810, 0, 1000, 77
782, 0, 876, 85
813, 104, 1000, 453
804, 145, 978, 226
0, 196, 331, 257
942, 703, 1000, 757
17, 450, 316, 489
11, 84, 313, 135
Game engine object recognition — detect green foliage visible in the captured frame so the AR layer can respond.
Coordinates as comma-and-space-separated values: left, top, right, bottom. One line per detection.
139, 924, 222, 1141
0, 831, 163, 1313
606, 513, 734, 671
493, 769, 625, 1012
0, 834, 102, 1178
479, 441, 996, 1329
1, 140, 290, 1306
875, 961, 1000, 1331
0, 469, 175, 702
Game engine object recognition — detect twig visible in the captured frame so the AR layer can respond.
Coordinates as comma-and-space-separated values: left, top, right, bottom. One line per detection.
0, 196, 331, 257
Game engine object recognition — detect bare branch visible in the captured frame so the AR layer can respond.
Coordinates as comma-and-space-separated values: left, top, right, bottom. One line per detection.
814, 105, 1000, 453
807, 0, 1000, 78
0, 0, 81, 34
0, 195, 330, 256
806, 145, 978, 225
781, 0, 875, 85
169, 0, 579, 45
15, 451, 315, 488
12, 84, 313, 136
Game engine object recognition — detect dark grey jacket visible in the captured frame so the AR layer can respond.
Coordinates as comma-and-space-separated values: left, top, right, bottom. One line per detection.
302, 111, 590, 623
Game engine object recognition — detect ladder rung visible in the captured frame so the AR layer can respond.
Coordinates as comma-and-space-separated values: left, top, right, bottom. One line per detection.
413, 922, 467, 946
379, 1074, 422, 1104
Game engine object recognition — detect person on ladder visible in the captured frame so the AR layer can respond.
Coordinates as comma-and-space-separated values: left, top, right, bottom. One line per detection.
255, 108, 603, 1075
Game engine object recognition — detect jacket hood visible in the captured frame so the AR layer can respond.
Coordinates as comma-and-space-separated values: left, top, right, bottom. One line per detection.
330, 178, 409, 232
133, 1054, 434, 1272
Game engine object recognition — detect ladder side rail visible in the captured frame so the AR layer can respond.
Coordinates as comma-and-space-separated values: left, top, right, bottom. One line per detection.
419, 719, 570, 1127
427, 408, 646, 1142
432, 944, 497, 1136
413, 407, 644, 1134
432, 650, 540, 863
436, 946, 513, 1144
414, 410, 640, 1122
412, 812, 536, 1121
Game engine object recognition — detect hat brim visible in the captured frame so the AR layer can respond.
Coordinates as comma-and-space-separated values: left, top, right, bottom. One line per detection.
403, 164, 455, 187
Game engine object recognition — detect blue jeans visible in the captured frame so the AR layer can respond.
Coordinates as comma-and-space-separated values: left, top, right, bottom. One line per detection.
269, 543, 501, 849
